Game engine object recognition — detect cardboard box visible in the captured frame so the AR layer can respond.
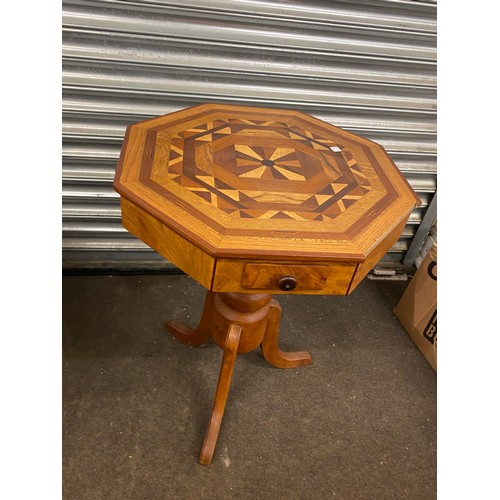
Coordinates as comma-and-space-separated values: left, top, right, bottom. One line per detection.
394, 243, 437, 371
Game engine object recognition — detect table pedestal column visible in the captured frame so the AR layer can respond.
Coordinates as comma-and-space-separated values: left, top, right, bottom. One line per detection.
165, 291, 312, 465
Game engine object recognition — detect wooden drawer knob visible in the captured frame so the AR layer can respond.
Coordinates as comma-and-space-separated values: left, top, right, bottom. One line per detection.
277, 275, 297, 291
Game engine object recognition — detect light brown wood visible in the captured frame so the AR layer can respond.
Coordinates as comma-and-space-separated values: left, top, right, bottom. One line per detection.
166, 290, 312, 464
261, 299, 312, 368
114, 103, 420, 283
242, 262, 330, 290
211, 293, 270, 353
199, 324, 241, 466
120, 197, 215, 290
347, 212, 412, 293
114, 103, 421, 466
165, 291, 215, 346
212, 259, 356, 294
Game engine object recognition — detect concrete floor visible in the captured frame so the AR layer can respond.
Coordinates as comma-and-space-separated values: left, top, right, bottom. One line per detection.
62, 273, 436, 500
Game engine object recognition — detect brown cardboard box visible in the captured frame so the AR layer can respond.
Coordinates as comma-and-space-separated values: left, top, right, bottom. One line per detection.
394, 243, 437, 371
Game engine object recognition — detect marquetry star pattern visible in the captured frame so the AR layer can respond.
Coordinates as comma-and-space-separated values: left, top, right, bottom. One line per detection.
159, 117, 373, 221
234, 145, 306, 181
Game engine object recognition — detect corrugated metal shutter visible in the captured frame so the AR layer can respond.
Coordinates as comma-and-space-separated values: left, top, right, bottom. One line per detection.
62, 0, 436, 272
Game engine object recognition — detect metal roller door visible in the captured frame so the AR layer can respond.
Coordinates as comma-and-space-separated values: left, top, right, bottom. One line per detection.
62, 0, 437, 273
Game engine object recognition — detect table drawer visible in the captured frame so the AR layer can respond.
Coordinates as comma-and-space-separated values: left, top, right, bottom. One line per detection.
212, 259, 357, 295
242, 262, 329, 291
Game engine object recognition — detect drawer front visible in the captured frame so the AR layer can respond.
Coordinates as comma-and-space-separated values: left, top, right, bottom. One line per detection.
212, 259, 357, 295
242, 263, 330, 291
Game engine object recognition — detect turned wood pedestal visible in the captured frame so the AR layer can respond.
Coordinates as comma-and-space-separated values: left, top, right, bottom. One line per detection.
166, 291, 311, 465
114, 103, 420, 465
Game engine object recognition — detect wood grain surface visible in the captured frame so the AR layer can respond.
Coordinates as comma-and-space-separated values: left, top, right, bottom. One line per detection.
166, 290, 313, 464
120, 197, 215, 290
212, 259, 356, 294
115, 103, 420, 293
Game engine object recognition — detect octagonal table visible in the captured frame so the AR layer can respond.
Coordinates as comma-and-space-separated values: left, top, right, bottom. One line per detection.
114, 103, 420, 465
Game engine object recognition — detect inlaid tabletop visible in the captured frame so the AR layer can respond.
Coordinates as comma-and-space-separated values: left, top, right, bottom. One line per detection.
114, 104, 422, 466
115, 104, 418, 257
114, 103, 419, 293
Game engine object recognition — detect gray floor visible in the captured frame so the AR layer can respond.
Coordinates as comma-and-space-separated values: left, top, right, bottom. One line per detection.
62, 273, 436, 500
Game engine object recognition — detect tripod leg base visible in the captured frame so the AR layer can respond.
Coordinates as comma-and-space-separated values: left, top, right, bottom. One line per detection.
261, 299, 312, 369
199, 324, 242, 466
165, 291, 215, 347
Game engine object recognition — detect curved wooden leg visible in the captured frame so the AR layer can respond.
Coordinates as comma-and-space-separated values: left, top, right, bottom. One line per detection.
165, 291, 215, 347
260, 299, 313, 369
199, 324, 242, 466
